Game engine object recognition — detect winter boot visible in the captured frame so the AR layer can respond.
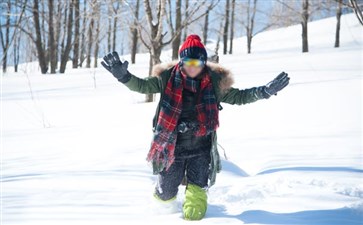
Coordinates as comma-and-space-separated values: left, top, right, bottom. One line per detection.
183, 183, 208, 220
152, 193, 179, 214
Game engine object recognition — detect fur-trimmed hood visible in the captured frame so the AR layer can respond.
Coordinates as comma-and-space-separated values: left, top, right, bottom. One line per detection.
151, 60, 234, 94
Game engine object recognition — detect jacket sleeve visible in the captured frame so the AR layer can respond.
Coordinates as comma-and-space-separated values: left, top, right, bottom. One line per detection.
220, 86, 265, 105
122, 73, 161, 94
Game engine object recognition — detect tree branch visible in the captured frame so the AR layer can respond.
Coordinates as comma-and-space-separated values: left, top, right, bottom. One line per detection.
162, 0, 219, 46
349, 0, 363, 26
154, 0, 166, 42
143, 0, 154, 32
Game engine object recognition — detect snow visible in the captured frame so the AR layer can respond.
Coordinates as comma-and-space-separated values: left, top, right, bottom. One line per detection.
2, 13, 363, 225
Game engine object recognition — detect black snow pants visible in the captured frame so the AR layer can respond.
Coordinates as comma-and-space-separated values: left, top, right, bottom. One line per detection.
154, 134, 212, 201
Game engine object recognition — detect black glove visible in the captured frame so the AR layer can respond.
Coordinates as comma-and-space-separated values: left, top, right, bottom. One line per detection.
101, 51, 131, 83
261, 72, 290, 99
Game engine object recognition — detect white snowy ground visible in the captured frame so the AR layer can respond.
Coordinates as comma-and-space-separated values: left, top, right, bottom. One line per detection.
2, 13, 363, 225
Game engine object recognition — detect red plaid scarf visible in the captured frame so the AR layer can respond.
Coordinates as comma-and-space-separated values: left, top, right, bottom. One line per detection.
147, 63, 219, 171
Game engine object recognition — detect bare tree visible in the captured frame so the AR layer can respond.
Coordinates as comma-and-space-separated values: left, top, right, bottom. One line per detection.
274, 0, 313, 53
59, 5, 68, 63
223, 0, 230, 55
40, 0, 46, 58
107, 0, 120, 53
233, 0, 276, 54
130, 0, 140, 64
202, 7, 209, 45
171, 0, 182, 60
79, 0, 87, 67
242, 0, 258, 54
13, 29, 21, 72
1, 0, 27, 73
202, 3, 216, 45
86, 0, 96, 68
13, 0, 21, 73
33, 0, 48, 73
59, 0, 74, 73
93, 2, 101, 68
214, 16, 225, 57
48, 0, 57, 73
54, 1, 62, 70
229, 0, 235, 54
12, 0, 22, 72
334, 0, 342, 47
1, 0, 11, 73
301, 0, 309, 52
107, 3, 113, 53
72, 0, 80, 68
112, 2, 120, 52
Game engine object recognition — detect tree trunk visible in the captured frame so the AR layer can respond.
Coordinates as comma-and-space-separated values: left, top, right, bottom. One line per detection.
60, 0, 74, 73
86, 11, 94, 68
146, 45, 163, 102
334, 0, 342, 48
112, 17, 118, 52
223, 0, 230, 55
94, 15, 100, 68
60, 6, 68, 69
147, 48, 161, 102
301, 0, 309, 53
72, 0, 80, 68
245, 0, 257, 54
229, 0, 235, 54
41, 0, 47, 64
247, 33, 252, 54
215, 19, 224, 55
14, 29, 20, 72
172, 0, 182, 60
131, 0, 140, 64
33, 0, 48, 74
203, 9, 209, 45
79, 0, 87, 67
2, 0, 11, 73
54, 1, 62, 71
48, 0, 57, 73
107, 16, 112, 53
130, 25, 138, 64
146, 54, 154, 103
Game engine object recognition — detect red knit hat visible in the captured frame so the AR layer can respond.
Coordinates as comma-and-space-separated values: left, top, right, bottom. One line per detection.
179, 34, 207, 61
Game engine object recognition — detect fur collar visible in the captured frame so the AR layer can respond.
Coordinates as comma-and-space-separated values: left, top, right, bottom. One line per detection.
151, 60, 234, 94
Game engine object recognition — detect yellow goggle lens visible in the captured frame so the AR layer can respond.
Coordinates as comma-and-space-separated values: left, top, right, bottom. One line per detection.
182, 58, 204, 67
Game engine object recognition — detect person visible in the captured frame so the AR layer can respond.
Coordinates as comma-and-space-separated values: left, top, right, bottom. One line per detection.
101, 34, 290, 220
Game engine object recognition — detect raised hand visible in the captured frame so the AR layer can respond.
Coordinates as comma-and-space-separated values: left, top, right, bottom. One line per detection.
101, 51, 131, 83
262, 72, 290, 98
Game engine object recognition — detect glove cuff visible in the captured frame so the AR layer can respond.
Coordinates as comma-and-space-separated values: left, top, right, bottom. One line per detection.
118, 71, 132, 83
257, 86, 271, 99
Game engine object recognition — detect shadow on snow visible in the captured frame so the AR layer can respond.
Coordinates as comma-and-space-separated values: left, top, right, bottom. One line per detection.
207, 204, 363, 225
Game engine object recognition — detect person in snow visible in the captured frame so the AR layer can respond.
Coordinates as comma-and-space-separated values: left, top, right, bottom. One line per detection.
101, 34, 290, 220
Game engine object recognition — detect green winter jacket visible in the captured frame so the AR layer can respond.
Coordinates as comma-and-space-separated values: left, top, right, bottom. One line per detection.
121, 61, 264, 187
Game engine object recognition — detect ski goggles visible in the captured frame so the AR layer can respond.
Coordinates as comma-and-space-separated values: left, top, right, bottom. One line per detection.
181, 58, 205, 67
